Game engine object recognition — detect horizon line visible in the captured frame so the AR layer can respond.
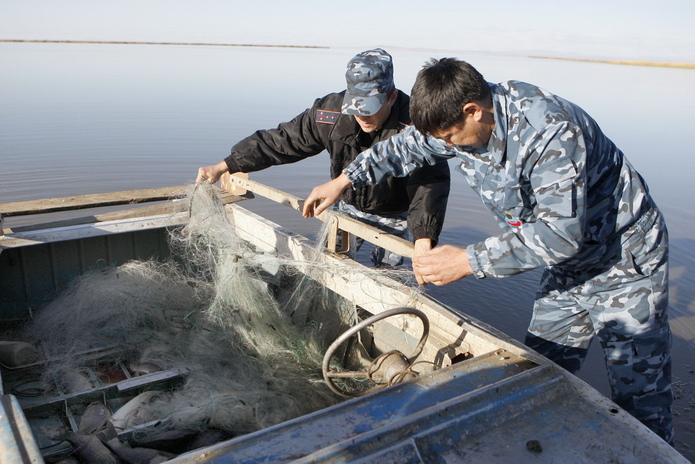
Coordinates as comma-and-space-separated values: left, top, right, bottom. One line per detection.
0, 39, 328, 50
2, 40, 693, 69
530, 55, 695, 70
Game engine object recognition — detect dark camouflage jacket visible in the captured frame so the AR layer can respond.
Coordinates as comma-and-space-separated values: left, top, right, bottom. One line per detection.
224, 90, 450, 243
344, 81, 662, 278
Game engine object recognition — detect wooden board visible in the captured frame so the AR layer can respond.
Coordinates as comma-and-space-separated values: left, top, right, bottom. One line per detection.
0, 186, 192, 217
221, 174, 415, 259
2, 191, 249, 235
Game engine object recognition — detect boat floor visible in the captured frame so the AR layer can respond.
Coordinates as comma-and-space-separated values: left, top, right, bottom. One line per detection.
175, 352, 665, 464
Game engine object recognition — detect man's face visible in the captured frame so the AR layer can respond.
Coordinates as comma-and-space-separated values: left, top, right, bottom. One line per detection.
431, 104, 494, 149
353, 92, 396, 133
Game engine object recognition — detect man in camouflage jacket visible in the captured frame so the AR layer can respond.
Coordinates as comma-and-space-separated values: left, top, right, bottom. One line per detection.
196, 49, 450, 266
303, 58, 673, 443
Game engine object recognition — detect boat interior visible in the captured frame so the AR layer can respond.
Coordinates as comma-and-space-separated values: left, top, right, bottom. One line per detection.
0, 177, 684, 463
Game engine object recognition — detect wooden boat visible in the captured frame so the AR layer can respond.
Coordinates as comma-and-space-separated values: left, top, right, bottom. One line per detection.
0, 175, 687, 463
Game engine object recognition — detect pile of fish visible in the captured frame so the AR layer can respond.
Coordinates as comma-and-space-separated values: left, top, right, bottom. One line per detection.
53, 399, 230, 463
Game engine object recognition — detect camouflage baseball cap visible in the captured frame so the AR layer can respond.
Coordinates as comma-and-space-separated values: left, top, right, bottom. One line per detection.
341, 49, 395, 116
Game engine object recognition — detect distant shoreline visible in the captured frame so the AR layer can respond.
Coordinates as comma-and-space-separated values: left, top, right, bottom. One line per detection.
2, 39, 693, 69
0, 39, 328, 50
530, 55, 695, 70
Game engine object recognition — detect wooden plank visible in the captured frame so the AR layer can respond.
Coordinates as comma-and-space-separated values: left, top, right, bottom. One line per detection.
220, 172, 248, 195
1, 191, 250, 235
332, 215, 414, 259
0, 213, 190, 251
0, 186, 192, 217
1, 174, 412, 259
223, 174, 304, 211
223, 174, 415, 259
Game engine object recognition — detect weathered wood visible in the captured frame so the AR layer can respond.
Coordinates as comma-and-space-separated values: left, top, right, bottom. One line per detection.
222, 174, 304, 212
0, 186, 192, 217
0, 213, 189, 250
220, 172, 249, 195
222, 174, 415, 258
1, 175, 413, 258
1, 191, 249, 235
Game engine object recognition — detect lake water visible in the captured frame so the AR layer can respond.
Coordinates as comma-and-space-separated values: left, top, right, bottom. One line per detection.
2, 43, 695, 459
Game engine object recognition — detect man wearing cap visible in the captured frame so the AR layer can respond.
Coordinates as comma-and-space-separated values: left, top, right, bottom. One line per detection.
196, 49, 450, 267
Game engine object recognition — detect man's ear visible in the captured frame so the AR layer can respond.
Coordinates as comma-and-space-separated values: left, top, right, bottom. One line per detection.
462, 102, 483, 121
389, 89, 398, 104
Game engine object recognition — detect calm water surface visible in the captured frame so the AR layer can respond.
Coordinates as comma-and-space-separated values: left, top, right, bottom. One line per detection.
2, 43, 695, 459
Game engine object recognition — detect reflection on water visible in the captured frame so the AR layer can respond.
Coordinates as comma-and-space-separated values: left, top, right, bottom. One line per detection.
2, 43, 695, 458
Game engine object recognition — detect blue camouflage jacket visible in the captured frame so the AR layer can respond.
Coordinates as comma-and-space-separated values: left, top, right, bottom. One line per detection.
344, 81, 660, 279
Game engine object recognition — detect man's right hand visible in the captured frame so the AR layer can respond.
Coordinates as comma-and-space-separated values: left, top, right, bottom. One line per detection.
195, 161, 229, 184
302, 174, 352, 218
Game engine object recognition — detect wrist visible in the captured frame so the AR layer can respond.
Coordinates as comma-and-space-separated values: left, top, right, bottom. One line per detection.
414, 238, 432, 248
336, 173, 352, 190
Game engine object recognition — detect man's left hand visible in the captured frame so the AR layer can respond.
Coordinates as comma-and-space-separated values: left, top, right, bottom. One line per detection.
413, 244, 472, 286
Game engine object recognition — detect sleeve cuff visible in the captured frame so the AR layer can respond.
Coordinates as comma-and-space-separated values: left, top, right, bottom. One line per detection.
342, 166, 365, 189
466, 243, 489, 279
410, 226, 439, 246
224, 155, 241, 174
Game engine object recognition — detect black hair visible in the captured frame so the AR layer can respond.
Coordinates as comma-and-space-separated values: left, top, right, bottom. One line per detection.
410, 58, 490, 135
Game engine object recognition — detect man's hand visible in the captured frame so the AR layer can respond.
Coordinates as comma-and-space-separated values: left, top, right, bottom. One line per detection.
302, 173, 352, 218
195, 161, 229, 184
413, 244, 472, 286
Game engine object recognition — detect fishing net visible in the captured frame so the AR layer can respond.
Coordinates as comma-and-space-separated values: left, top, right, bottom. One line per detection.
21, 181, 422, 447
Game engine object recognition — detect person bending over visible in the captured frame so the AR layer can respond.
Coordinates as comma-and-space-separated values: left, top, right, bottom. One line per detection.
302, 57, 673, 444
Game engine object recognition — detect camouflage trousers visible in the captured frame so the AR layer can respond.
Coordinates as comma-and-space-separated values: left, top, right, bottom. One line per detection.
336, 201, 410, 267
524, 207, 673, 444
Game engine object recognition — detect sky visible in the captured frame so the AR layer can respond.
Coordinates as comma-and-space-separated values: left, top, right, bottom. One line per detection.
1, 0, 694, 62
